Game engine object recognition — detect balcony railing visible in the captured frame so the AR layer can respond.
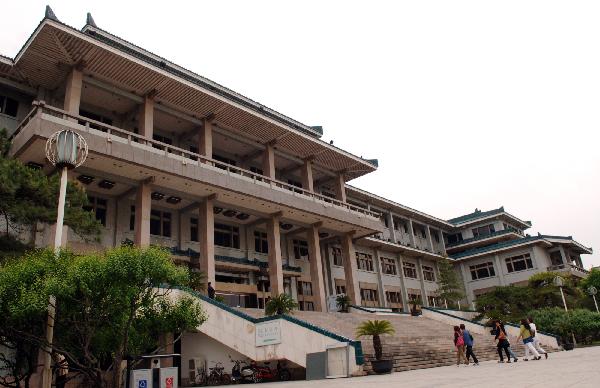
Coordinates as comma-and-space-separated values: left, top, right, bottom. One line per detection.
370, 234, 444, 256
14, 102, 380, 219
547, 263, 589, 275
446, 228, 520, 248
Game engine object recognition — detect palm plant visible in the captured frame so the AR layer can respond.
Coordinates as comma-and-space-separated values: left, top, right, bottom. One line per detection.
336, 294, 351, 312
265, 293, 298, 316
356, 320, 395, 360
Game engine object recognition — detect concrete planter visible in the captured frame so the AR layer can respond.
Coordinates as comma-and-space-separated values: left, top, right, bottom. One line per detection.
371, 359, 393, 374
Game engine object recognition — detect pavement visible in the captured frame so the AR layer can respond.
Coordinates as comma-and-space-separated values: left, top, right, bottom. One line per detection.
266, 346, 600, 388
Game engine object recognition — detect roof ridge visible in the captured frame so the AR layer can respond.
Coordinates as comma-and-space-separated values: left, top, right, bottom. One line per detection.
449, 235, 542, 259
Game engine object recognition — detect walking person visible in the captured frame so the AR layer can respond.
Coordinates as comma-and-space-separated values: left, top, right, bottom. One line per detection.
453, 325, 469, 366
460, 324, 479, 366
494, 320, 518, 363
517, 318, 541, 361
528, 317, 548, 359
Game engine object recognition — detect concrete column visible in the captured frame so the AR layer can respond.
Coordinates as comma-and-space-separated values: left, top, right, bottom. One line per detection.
133, 182, 151, 247
262, 142, 276, 179
301, 159, 314, 192
199, 198, 215, 285
440, 231, 448, 255
397, 255, 410, 313
494, 254, 506, 286
425, 226, 435, 252
374, 250, 387, 307
341, 233, 360, 304
416, 257, 429, 307
266, 215, 284, 295
139, 95, 154, 138
558, 246, 567, 264
333, 174, 347, 203
307, 225, 326, 311
199, 118, 213, 159
387, 212, 397, 243
63, 67, 83, 114
459, 262, 473, 305
407, 219, 416, 247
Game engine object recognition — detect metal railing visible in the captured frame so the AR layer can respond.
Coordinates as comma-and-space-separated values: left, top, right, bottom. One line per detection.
14, 102, 380, 219
547, 263, 589, 275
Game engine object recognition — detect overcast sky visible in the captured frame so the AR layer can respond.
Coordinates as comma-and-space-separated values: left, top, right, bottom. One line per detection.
3, 1, 599, 267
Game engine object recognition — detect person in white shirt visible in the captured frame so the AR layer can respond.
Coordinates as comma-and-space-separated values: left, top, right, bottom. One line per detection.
528, 317, 548, 359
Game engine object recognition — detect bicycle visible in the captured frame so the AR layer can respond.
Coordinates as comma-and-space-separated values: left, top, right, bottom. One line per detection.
207, 361, 231, 386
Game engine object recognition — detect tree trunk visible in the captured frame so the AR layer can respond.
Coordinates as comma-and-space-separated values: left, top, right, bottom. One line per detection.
28, 222, 37, 247
111, 351, 124, 388
373, 334, 382, 360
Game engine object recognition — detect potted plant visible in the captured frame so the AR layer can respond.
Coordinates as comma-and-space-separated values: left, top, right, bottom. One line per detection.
336, 294, 351, 313
410, 296, 422, 316
356, 320, 396, 374
265, 293, 298, 316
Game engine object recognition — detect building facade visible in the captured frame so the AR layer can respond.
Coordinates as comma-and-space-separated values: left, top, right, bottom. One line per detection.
1, 11, 593, 313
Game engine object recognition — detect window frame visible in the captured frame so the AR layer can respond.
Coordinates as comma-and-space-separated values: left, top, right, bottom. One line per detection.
469, 261, 496, 280
84, 196, 108, 226
505, 253, 534, 273
356, 252, 375, 272
422, 265, 436, 282
150, 209, 172, 237
403, 262, 418, 279
381, 257, 397, 275
254, 231, 269, 254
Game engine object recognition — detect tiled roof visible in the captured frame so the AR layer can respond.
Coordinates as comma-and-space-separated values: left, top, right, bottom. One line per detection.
448, 207, 506, 224
449, 234, 592, 259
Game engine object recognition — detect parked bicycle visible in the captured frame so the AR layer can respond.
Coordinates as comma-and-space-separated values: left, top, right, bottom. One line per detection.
207, 361, 231, 386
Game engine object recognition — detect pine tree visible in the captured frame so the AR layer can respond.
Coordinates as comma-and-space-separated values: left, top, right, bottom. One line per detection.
437, 257, 465, 307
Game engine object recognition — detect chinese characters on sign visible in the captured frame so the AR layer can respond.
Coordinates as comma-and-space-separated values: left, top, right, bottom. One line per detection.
256, 321, 282, 346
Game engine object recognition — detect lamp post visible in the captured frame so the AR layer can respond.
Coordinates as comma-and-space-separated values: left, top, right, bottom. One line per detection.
553, 276, 568, 312
41, 130, 87, 388
588, 286, 599, 313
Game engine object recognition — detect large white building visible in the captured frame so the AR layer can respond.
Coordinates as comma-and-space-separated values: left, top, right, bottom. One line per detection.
1, 9, 592, 315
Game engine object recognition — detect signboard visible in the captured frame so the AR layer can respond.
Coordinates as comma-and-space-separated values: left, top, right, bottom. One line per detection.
130, 369, 151, 388
327, 295, 342, 312
256, 320, 282, 346
159, 367, 178, 388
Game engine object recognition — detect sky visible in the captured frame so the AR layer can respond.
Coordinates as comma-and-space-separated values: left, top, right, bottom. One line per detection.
2, 1, 599, 267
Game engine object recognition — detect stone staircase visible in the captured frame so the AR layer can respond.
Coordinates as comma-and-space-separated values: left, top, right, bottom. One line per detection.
240, 308, 554, 373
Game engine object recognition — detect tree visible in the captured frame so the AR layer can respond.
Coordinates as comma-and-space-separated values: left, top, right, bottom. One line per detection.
0, 247, 206, 388
355, 320, 395, 361
336, 294, 351, 313
580, 268, 600, 293
265, 294, 298, 316
0, 128, 101, 256
436, 258, 464, 307
475, 286, 534, 323
528, 272, 582, 309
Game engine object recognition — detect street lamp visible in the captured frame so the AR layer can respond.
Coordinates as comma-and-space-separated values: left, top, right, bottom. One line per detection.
41, 129, 88, 388
553, 276, 568, 312
588, 286, 599, 313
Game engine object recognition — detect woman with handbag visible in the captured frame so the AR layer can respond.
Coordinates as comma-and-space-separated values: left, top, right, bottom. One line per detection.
453, 325, 469, 366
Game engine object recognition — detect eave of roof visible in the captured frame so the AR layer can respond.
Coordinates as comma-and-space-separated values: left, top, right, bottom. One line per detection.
8, 16, 377, 180
448, 207, 532, 229
450, 234, 593, 260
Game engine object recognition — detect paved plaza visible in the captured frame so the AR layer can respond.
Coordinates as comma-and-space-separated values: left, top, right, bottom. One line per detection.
274, 346, 600, 388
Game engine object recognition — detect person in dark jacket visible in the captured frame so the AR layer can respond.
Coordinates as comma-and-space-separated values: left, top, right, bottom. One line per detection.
207, 282, 215, 299
460, 324, 479, 365
494, 320, 518, 363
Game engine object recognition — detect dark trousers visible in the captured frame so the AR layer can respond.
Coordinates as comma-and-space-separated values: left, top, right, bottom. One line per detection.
465, 345, 478, 363
497, 340, 514, 361
56, 375, 67, 388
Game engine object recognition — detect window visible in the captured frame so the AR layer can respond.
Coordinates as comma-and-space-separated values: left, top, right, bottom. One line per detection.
150, 210, 171, 237
469, 262, 496, 280
422, 265, 436, 282
356, 252, 374, 272
381, 257, 397, 275
403, 262, 418, 279
382, 214, 389, 227
433, 231, 440, 243
297, 281, 313, 296
213, 154, 237, 169
0, 95, 18, 117
215, 223, 240, 248
299, 301, 315, 311
130, 206, 135, 230
335, 285, 346, 295
190, 218, 199, 242
505, 253, 533, 273
385, 291, 403, 304
332, 247, 343, 266
360, 288, 378, 302
550, 251, 563, 266
254, 231, 269, 254
472, 224, 495, 238
83, 196, 107, 226
293, 239, 309, 260
447, 233, 463, 244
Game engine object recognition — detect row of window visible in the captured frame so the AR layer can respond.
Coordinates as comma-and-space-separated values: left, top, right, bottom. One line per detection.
349, 252, 437, 281
0, 95, 19, 118
382, 216, 442, 243
469, 253, 534, 280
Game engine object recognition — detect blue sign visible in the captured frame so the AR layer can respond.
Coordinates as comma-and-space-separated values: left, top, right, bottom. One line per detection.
138, 380, 147, 388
